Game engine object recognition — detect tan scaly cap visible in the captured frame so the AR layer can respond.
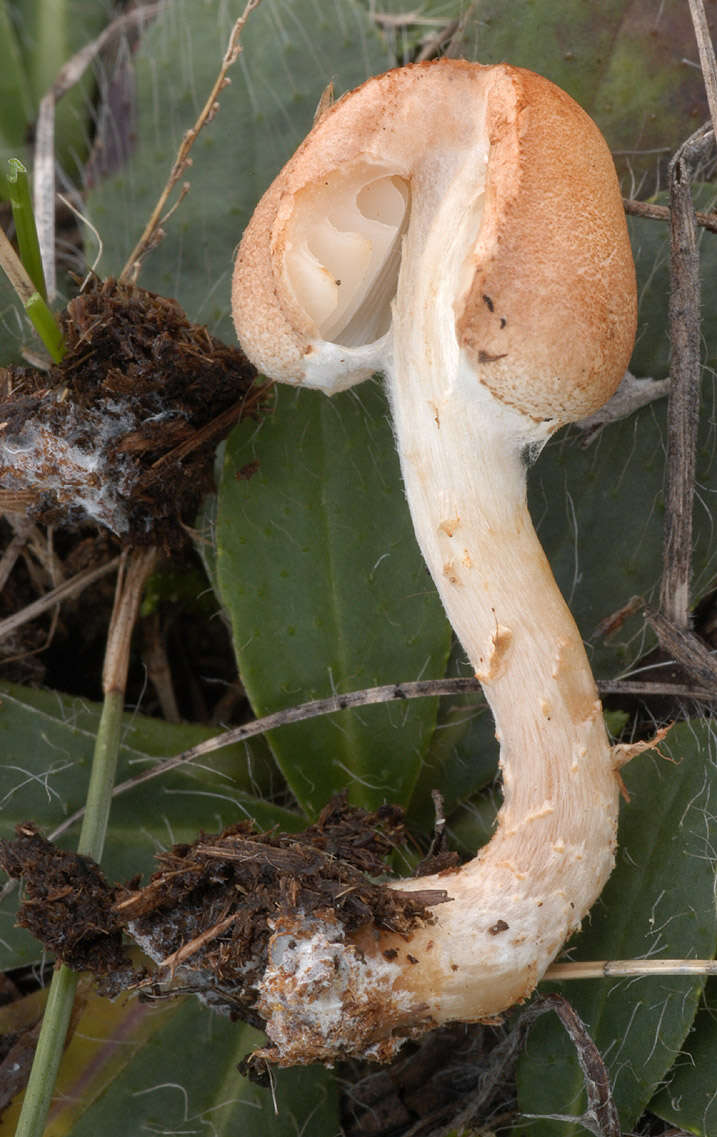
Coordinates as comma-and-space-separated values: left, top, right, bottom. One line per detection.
232, 59, 636, 423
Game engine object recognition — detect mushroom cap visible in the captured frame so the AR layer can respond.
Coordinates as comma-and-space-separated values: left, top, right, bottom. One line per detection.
456, 65, 637, 422
232, 59, 636, 423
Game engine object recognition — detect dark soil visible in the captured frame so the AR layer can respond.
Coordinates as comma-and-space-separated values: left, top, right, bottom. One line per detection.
0, 276, 264, 547
0, 796, 448, 1029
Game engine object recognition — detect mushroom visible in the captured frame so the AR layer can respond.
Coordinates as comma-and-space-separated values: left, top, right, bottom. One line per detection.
231, 59, 637, 1065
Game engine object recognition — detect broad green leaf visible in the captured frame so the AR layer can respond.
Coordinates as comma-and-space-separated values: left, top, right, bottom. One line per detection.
359, 0, 466, 61
0, 986, 340, 1137
0, 2, 33, 159
406, 641, 498, 832
9, 0, 114, 178
650, 979, 717, 1136
458, 0, 711, 186
530, 187, 717, 680
0, 272, 26, 363
61, 997, 340, 1137
87, 0, 393, 337
629, 187, 717, 381
407, 690, 497, 833
516, 720, 717, 1135
533, 390, 716, 685
215, 383, 451, 816
0, 979, 179, 1136
0, 681, 302, 968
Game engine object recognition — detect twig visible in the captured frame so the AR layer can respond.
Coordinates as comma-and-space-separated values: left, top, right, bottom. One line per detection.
0, 518, 33, 592
687, 0, 717, 141
546, 958, 717, 980
142, 611, 181, 722
0, 556, 121, 642
421, 995, 618, 1137
660, 123, 715, 627
526, 995, 620, 1137
33, 2, 168, 299
598, 678, 715, 701
14, 546, 156, 1137
46, 672, 713, 843
47, 679, 483, 838
371, 10, 452, 28
158, 910, 239, 973
646, 607, 717, 690
102, 548, 158, 697
119, 0, 264, 284
622, 195, 717, 233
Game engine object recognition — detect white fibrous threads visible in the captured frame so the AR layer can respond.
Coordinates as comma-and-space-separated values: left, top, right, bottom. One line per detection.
255, 913, 414, 1065
0, 398, 135, 532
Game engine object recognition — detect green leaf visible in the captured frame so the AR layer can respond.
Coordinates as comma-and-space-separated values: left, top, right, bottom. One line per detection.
458, 0, 710, 186
406, 641, 498, 832
359, 0, 467, 61
529, 184, 717, 680
629, 186, 717, 382
531, 374, 716, 680
0, 271, 26, 363
516, 720, 717, 1134
0, 980, 179, 1136
0, 2, 33, 160
24, 995, 340, 1137
0, 681, 301, 968
215, 383, 451, 816
650, 979, 717, 1136
10, 0, 114, 178
87, 0, 393, 336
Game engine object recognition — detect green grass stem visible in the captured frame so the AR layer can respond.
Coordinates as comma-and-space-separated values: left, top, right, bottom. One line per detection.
13, 689, 126, 1137
25, 290, 65, 363
7, 158, 47, 298
11, 966, 79, 1137
0, 223, 64, 362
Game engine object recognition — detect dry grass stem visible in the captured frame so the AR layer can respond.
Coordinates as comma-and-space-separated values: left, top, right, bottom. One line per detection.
0, 555, 121, 642
0, 518, 33, 592
623, 195, 717, 232
687, 0, 717, 141
103, 548, 158, 694
661, 125, 715, 627
33, 2, 169, 299
546, 958, 717, 980
44, 675, 712, 847
119, 0, 264, 283
647, 607, 717, 690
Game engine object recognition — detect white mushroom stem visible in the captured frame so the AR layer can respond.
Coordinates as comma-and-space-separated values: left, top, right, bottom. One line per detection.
232, 59, 636, 1064
372, 370, 617, 1024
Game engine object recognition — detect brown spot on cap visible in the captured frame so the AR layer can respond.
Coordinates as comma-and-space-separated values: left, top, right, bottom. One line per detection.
488, 919, 510, 935
478, 350, 509, 364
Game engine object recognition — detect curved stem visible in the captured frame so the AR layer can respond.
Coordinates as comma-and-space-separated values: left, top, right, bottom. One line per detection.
360, 185, 621, 1020
255, 310, 621, 1067
379, 364, 619, 1021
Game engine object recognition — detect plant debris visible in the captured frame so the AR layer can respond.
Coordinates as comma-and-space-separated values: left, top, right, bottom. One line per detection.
0, 277, 264, 546
0, 823, 127, 974
0, 796, 449, 1029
